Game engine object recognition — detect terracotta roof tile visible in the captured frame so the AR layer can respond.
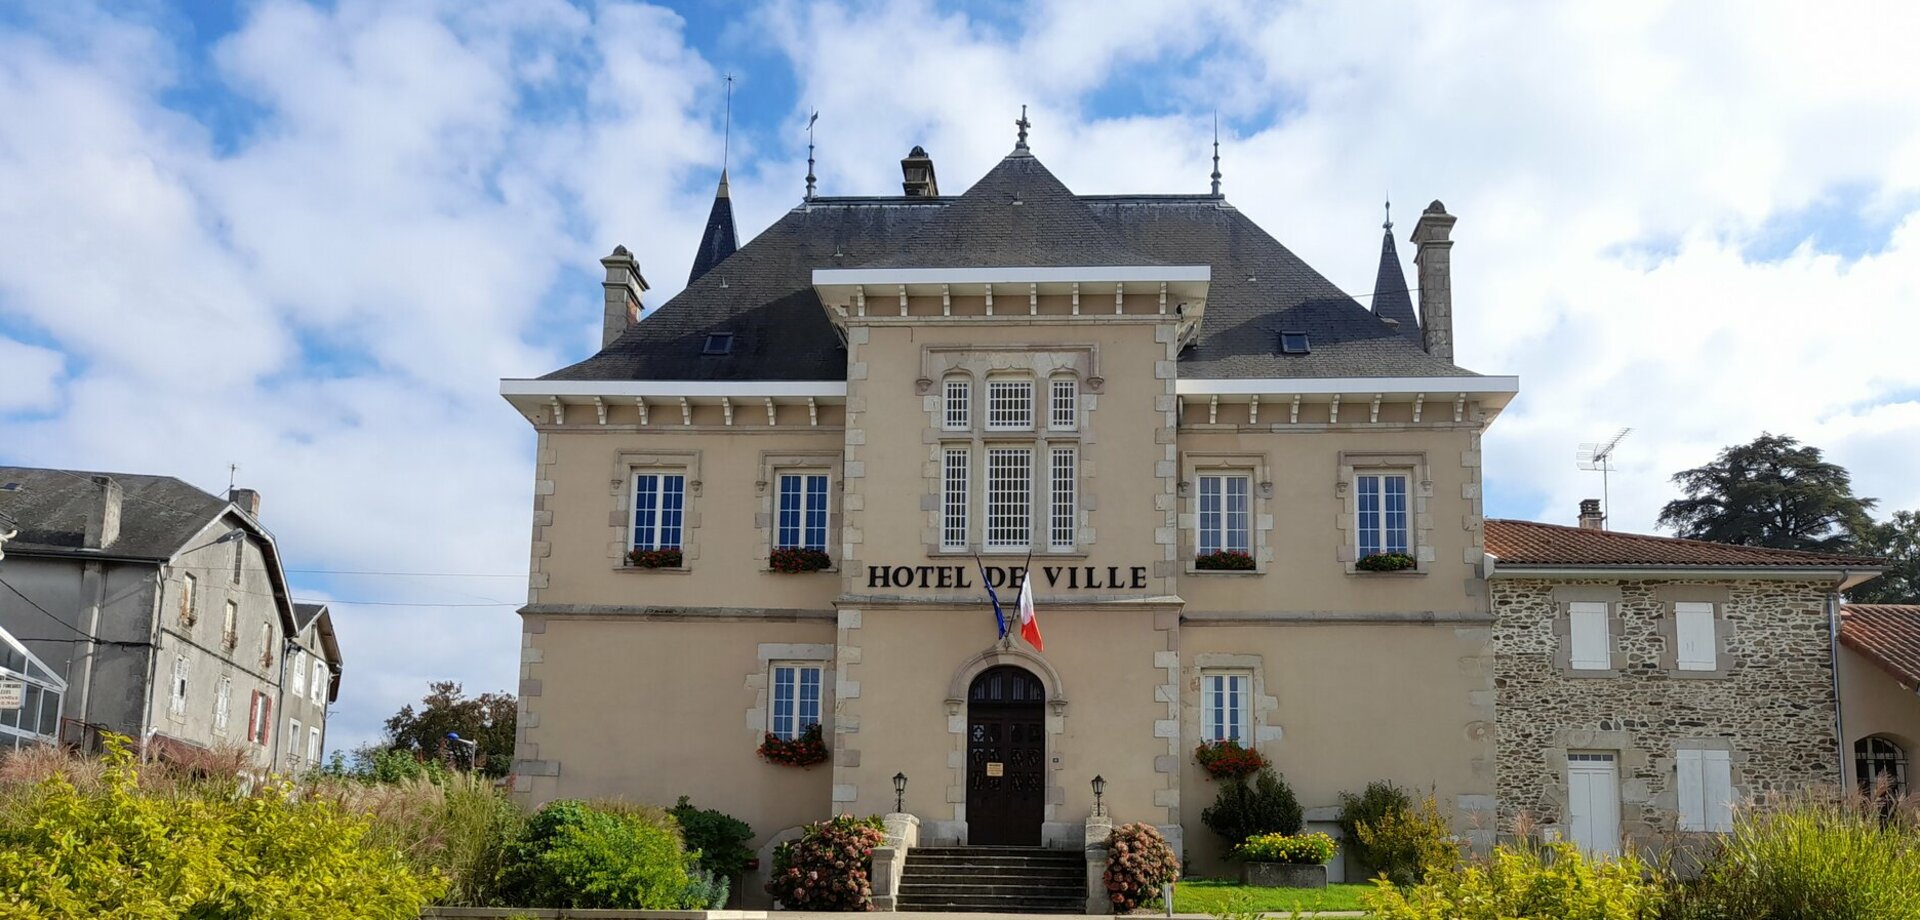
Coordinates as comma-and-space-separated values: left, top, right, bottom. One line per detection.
1484, 518, 1883, 569
1841, 604, 1920, 692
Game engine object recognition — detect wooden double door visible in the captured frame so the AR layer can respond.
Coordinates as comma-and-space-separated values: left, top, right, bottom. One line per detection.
965, 665, 1046, 846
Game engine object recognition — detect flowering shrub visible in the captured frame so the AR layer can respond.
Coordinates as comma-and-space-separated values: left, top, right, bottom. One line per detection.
1355, 552, 1417, 572
769, 547, 832, 573
764, 814, 887, 910
758, 723, 830, 767
1103, 822, 1181, 911
1195, 739, 1268, 780
626, 547, 683, 569
1362, 841, 1663, 920
1233, 832, 1338, 865
1195, 550, 1256, 571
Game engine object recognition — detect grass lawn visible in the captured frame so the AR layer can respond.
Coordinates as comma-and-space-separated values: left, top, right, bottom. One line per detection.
1172, 878, 1377, 914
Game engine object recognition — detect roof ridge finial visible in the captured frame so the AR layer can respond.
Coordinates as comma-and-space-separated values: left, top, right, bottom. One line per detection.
1383, 194, 1392, 231
1015, 104, 1030, 152
805, 109, 818, 201
1210, 112, 1222, 197
722, 73, 734, 175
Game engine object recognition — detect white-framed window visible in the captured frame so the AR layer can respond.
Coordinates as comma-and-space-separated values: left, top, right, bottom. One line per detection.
1570, 601, 1612, 670
631, 473, 687, 551
986, 378, 1034, 431
222, 600, 238, 649
943, 377, 971, 430
214, 676, 232, 732
1676, 747, 1734, 832
308, 725, 323, 763
288, 718, 302, 762
179, 573, 197, 625
231, 538, 243, 584
1356, 472, 1411, 558
986, 447, 1033, 550
169, 655, 189, 715
1675, 602, 1717, 671
1197, 474, 1251, 556
248, 690, 271, 746
1201, 671, 1252, 743
1049, 447, 1077, 551
776, 473, 830, 552
769, 663, 823, 740
942, 447, 970, 550
312, 660, 327, 703
290, 649, 307, 696
1049, 377, 1077, 431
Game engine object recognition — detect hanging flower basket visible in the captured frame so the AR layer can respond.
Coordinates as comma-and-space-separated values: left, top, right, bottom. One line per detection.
626, 547, 683, 569
1195, 550, 1255, 571
1195, 739, 1267, 780
1354, 552, 1417, 572
759, 723, 830, 767
769, 547, 832, 573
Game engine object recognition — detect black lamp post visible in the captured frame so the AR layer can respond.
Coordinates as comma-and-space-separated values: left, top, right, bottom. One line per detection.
1091, 774, 1107, 817
893, 772, 908, 812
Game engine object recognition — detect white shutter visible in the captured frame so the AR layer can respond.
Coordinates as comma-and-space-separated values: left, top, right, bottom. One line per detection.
1676, 748, 1705, 831
1703, 750, 1734, 832
1676, 602, 1717, 670
1569, 602, 1611, 670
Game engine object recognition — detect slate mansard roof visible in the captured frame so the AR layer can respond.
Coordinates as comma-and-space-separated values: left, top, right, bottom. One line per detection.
1484, 518, 1885, 571
544, 148, 1481, 384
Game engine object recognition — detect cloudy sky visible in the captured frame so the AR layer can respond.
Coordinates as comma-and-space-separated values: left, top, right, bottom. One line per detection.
3, 1, 1918, 753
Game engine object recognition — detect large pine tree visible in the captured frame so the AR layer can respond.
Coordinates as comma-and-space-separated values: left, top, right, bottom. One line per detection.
1657, 433, 1875, 552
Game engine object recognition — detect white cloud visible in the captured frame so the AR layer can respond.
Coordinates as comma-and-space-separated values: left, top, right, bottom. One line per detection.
0, 339, 64, 411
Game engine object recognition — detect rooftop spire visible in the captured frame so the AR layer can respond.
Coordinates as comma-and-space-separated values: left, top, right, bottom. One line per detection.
1383, 196, 1392, 231
721, 73, 733, 175
1014, 104, 1031, 154
805, 109, 818, 201
689, 174, 739, 285
1210, 113, 1222, 197
1370, 197, 1420, 341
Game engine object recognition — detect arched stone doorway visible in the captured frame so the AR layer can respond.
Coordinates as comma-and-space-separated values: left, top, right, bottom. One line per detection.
966, 665, 1046, 846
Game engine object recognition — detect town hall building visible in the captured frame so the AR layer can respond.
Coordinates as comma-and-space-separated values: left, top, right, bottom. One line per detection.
501, 121, 1883, 906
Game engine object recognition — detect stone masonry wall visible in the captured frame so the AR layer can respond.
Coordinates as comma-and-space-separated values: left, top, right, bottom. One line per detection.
1492, 578, 1839, 846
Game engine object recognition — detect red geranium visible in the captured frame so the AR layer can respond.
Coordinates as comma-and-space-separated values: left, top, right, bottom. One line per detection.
759, 722, 830, 767
1195, 738, 1267, 780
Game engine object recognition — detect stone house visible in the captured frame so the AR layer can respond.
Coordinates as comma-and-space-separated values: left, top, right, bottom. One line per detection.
1838, 603, 1920, 799
0, 467, 340, 770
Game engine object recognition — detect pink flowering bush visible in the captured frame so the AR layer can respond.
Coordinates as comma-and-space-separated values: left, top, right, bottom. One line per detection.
1102, 822, 1181, 912
764, 814, 887, 910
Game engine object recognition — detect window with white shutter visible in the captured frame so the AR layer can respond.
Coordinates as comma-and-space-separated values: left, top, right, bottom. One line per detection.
169, 656, 189, 715
1569, 602, 1611, 670
1677, 747, 1734, 832
1675, 602, 1717, 671
214, 677, 232, 732
291, 650, 307, 696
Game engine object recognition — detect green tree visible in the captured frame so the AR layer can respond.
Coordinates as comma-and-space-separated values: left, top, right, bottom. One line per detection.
1658, 433, 1875, 551
1850, 510, 1920, 604
384, 681, 517, 777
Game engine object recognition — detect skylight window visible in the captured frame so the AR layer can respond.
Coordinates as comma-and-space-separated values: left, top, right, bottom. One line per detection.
702, 333, 734, 356
1279, 332, 1311, 355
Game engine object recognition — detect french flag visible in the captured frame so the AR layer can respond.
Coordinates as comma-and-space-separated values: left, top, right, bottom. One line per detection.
1017, 572, 1044, 652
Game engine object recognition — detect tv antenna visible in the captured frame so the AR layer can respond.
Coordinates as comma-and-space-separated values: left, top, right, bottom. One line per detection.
1575, 428, 1633, 526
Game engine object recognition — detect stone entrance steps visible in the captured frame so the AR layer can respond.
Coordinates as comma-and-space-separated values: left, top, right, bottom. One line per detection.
898, 846, 1086, 914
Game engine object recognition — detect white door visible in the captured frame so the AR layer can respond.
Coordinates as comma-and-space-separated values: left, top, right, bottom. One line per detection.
1566, 752, 1620, 857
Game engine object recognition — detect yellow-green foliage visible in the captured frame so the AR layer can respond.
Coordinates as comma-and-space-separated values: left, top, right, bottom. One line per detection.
1669, 792, 1920, 920
312, 770, 524, 907
1361, 841, 1665, 920
1353, 793, 1461, 886
1233, 831, 1339, 865
0, 736, 444, 919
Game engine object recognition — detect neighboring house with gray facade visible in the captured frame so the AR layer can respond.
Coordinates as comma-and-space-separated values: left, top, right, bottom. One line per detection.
0, 467, 341, 771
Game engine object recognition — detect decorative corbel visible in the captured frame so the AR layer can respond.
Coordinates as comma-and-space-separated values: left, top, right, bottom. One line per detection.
1369, 394, 1382, 424
1177, 480, 1192, 499
1028, 282, 1038, 316
549, 398, 565, 426
855, 286, 867, 317
1290, 394, 1301, 424
721, 397, 734, 426
1249, 395, 1260, 425
944, 698, 964, 717
942, 284, 951, 317
1453, 393, 1466, 423
765, 397, 777, 427
985, 287, 994, 316
679, 397, 692, 426
1115, 282, 1125, 315
1158, 282, 1168, 314
807, 397, 819, 427
1208, 395, 1219, 425
1413, 393, 1426, 423
1071, 281, 1080, 316
592, 396, 607, 426
915, 377, 933, 396
756, 479, 770, 495
1087, 376, 1105, 394
636, 398, 648, 426
1048, 698, 1068, 717
1259, 481, 1275, 499
1329, 394, 1342, 424
898, 284, 908, 317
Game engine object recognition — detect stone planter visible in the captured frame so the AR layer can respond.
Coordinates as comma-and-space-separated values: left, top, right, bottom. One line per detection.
1241, 861, 1328, 889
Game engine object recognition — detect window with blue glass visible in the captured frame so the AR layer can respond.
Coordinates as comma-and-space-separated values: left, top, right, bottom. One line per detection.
631, 473, 686, 550
1197, 474, 1251, 556
1202, 672, 1251, 742
1356, 472, 1411, 559
777, 473, 830, 551
769, 663, 823, 740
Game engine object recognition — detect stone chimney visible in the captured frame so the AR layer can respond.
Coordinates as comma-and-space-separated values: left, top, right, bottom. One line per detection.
1411, 200, 1457, 361
229, 487, 261, 517
600, 245, 649, 348
900, 146, 939, 197
1578, 499, 1605, 531
84, 475, 121, 550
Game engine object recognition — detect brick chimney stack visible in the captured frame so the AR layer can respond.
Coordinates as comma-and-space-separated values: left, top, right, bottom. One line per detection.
601, 245, 649, 348
84, 475, 122, 550
1411, 200, 1457, 362
229, 487, 261, 517
1578, 499, 1605, 531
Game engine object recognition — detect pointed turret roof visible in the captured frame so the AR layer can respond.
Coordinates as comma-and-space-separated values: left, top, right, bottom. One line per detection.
688, 170, 738, 284
1370, 217, 1420, 341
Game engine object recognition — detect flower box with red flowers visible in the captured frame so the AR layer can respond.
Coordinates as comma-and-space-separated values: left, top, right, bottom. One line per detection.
759, 722, 830, 767
1195, 550, 1256, 571
1195, 738, 1267, 780
625, 547, 683, 569
769, 547, 832, 573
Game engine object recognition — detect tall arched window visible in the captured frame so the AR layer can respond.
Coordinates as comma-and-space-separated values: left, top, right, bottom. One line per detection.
1855, 736, 1908, 798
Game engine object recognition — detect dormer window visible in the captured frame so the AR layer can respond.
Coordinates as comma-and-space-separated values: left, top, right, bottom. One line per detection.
1279, 332, 1310, 355
702, 333, 734, 355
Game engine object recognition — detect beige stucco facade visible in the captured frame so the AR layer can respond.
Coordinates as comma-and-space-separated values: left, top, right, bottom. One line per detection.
1839, 645, 1920, 792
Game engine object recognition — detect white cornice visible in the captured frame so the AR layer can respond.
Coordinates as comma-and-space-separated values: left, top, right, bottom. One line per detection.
500, 380, 849, 399
1176, 376, 1519, 397
813, 265, 1209, 286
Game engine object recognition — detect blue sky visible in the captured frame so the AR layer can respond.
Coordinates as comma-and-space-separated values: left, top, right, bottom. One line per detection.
2, 0, 1918, 755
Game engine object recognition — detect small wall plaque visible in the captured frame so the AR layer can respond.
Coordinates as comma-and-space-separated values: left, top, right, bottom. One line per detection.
986, 762, 1004, 777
